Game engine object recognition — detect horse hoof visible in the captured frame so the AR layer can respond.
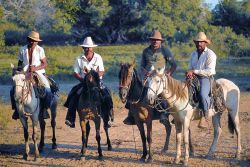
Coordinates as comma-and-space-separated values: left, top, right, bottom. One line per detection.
236, 153, 241, 160
190, 151, 195, 157
160, 149, 168, 155
98, 156, 104, 161
174, 158, 180, 164
108, 146, 112, 151
140, 157, 146, 163
147, 158, 153, 163
80, 156, 86, 161
205, 154, 214, 160
23, 154, 29, 161
52, 144, 57, 150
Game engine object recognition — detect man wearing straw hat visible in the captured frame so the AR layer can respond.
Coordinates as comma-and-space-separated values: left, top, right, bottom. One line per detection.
10, 31, 53, 120
186, 32, 217, 129
123, 30, 177, 125
64, 36, 113, 128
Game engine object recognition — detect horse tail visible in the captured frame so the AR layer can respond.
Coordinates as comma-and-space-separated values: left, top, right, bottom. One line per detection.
228, 113, 235, 135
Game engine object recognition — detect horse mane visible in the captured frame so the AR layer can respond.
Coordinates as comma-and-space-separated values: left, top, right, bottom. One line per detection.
166, 75, 188, 100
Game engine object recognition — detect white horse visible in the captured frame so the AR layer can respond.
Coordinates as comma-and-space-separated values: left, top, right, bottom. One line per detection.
12, 69, 40, 161
146, 68, 241, 166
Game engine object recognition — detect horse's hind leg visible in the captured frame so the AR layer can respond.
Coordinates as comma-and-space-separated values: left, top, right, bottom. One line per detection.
38, 113, 46, 152
51, 102, 57, 150
94, 117, 103, 158
229, 108, 241, 159
161, 119, 172, 154
104, 127, 112, 151
20, 117, 30, 160
85, 121, 90, 147
146, 121, 153, 163
207, 114, 222, 159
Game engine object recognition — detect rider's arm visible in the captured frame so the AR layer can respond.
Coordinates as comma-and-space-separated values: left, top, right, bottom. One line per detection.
30, 58, 48, 72
73, 72, 84, 82
164, 48, 177, 76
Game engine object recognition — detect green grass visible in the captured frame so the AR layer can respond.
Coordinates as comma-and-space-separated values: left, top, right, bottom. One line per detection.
0, 99, 12, 130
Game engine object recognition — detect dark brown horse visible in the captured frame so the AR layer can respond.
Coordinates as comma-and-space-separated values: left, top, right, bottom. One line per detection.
118, 63, 173, 162
77, 69, 111, 160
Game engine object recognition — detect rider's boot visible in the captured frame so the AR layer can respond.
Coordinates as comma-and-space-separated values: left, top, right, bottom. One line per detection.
12, 109, 19, 120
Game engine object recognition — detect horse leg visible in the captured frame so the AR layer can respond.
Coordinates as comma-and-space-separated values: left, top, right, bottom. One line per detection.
160, 119, 172, 154
85, 121, 90, 148
146, 120, 153, 163
20, 117, 30, 160
207, 114, 222, 159
183, 119, 191, 166
32, 119, 40, 161
94, 117, 103, 158
189, 128, 195, 156
104, 126, 112, 151
50, 101, 57, 150
136, 122, 147, 162
79, 119, 87, 160
229, 109, 241, 159
174, 122, 182, 164
38, 113, 46, 152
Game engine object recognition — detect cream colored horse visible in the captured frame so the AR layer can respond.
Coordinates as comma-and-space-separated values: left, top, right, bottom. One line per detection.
12, 70, 40, 161
147, 68, 241, 166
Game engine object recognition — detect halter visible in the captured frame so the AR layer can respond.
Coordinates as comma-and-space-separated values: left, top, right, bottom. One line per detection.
148, 73, 190, 113
119, 68, 146, 104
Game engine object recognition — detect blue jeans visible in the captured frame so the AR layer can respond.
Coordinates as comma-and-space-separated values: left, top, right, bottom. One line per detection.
198, 77, 211, 115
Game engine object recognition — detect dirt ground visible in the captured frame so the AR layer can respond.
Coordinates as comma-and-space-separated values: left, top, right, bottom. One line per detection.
0, 93, 250, 167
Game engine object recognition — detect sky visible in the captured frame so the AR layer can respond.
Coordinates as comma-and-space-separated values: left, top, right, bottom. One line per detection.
204, 0, 219, 9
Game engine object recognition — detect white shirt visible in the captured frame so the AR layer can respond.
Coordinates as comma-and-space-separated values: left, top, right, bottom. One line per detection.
18, 45, 46, 74
188, 47, 216, 77
73, 52, 104, 79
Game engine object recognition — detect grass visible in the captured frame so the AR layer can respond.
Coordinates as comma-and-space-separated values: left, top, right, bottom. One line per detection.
0, 99, 12, 130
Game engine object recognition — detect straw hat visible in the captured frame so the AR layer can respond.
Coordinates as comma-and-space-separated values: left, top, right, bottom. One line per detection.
80, 36, 98, 47
193, 32, 211, 44
149, 30, 164, 41
27, 31, 42, 41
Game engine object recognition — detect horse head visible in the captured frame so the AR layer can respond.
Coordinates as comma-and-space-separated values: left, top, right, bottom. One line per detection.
147, 67, 166, 105
118, 62, 135, 103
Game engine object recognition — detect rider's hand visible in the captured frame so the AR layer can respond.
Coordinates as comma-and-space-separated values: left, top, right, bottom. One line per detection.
186, 70, 194, 79
29, 65, 37, 72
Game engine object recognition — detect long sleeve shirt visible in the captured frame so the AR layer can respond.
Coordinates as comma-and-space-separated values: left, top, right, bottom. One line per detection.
188, 47, 216, 77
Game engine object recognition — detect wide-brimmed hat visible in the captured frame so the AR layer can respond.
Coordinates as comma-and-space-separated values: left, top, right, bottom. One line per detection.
80, 36, 98, 47
193, 32, 211, 44
149, 30, 164, 41
27, 31, 42, 42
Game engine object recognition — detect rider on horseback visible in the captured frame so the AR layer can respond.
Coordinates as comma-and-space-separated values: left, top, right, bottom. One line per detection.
64, 36, 113, 128
123, 30, 177, 125
10, 31, 55, 120
186, 32, 217, 129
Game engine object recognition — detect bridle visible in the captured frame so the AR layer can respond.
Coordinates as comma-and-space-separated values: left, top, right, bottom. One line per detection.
148, 73, 190, 113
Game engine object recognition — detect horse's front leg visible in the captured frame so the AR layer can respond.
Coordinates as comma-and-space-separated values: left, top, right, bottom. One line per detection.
183, 119, 191, 166
136, 122, 147, 162
20, 117, 30, 160
79, 118, 87, 160
146, 120, 153, 163
207, 114, 222, 159
50, 102, 57, 150
32, 119, 40, 161
174, 122, 182, 164
94, 116, 103, 158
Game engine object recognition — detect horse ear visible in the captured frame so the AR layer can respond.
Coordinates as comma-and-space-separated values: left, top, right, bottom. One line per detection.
11, 63, 15, 69
132, 59, 136, 68
157, 67, 165, 75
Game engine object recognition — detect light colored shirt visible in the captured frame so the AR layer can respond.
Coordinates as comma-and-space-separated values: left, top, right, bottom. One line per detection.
73, 52, 104, 79
18, 45, 46, 74
188, 47, 216, 77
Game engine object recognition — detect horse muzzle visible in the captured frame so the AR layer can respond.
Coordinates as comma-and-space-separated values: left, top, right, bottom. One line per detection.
119, 88, 128, 103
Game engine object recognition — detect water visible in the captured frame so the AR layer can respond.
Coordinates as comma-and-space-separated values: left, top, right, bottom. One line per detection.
0, 79, 119, 103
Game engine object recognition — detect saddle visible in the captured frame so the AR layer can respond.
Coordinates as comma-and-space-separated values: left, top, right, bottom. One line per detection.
187, 77, 226, 113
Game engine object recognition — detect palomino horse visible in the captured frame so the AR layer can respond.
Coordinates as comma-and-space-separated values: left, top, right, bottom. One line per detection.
77, 70, 105, 160
147, 68, 241, 166
12, 69, 40, 160
119, 63, 175, 162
